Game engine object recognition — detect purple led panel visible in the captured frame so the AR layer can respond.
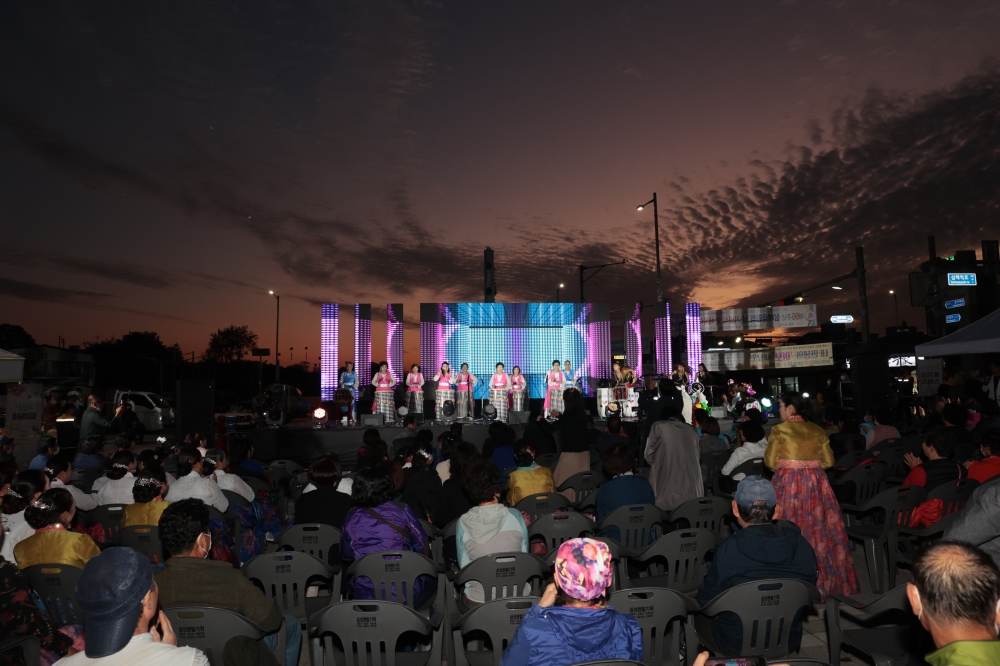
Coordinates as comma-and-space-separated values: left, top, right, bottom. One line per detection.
655, 302, 672, 375
386, 304, 403, 383
686, 302, 702, 371
626, 302, 643, 381
354, 303, 372, 380
320, 303, 339, 401
587, 303, 611, 394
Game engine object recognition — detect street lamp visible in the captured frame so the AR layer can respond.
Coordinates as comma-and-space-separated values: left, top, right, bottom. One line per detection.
269, 291, 280, 381
889, 289, 899, 326
557, 283, 564, 302
637, 192, 663, 303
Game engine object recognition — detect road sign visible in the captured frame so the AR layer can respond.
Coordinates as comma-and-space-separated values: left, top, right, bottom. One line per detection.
830, 315, 854, 323
252, 348, 271, 356
944, 298, 965, 309
945, 314, 962, 324
947, 273, 977, 286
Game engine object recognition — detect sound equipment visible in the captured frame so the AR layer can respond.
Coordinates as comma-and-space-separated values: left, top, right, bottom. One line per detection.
175, 380, 215, 443
509, 411, 530, 424
361, 414, 384, 426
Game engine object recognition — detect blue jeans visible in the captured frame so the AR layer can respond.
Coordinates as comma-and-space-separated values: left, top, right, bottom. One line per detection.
263, 614, 301, 665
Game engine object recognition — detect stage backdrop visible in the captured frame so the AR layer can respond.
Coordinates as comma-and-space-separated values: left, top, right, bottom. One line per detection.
420, 303, 611, 398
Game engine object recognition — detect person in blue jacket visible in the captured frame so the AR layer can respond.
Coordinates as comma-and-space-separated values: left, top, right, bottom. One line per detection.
595, 442, 655, 540
500, 538, 642, 666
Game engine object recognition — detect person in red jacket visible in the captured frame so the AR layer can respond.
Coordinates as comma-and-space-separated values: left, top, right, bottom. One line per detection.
902, 427, 965, 489
966, 429, 1000, 484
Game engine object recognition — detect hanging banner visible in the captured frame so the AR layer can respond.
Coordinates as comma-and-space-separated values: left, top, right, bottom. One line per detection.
720, 309, 745, 332
5, 383, 44, 469
916, 358, 944, 398
700, 304, 818, 332
700, 309, 719, 332
773, 342, 833, 368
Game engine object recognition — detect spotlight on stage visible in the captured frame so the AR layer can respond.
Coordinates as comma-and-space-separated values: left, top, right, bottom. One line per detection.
483, 403, 498, 422
604, 401, 621, 419
312, 407, 327, 428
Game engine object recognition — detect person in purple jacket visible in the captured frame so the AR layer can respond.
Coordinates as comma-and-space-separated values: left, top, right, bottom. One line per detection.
341, 462, 433, 605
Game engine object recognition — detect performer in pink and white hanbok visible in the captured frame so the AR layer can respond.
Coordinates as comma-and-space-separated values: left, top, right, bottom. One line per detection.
433, 362, 456, 420
405, 364, 425, 414
455, 363, 478, 420
488, 362, 512, 422
371, 362, 397, 422
510, 366, 527, 412
544, 360, 566, 418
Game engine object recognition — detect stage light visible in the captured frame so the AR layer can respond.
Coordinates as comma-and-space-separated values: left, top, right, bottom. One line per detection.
761, 397, 772, 408
802, 392, 810, 398
718, 341, 724, 346
313, 407, 327, 419
484, 403, 498, 422
559, 283, 564, 288
735, 337, 742, 343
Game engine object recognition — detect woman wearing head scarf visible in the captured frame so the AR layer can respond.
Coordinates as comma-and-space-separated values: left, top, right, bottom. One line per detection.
500, 538, 642, 666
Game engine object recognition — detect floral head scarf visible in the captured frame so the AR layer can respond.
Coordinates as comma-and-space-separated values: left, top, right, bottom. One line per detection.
554, 538, 614, 601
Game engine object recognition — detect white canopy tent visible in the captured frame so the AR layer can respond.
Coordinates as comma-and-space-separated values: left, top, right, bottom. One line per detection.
914, 307, 1000, 357
0, 349, 24, 384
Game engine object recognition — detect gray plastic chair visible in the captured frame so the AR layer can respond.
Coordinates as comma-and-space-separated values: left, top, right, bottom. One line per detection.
528, 511, 596, 552
454, 551, 549, 603
346, 550, 443, 613
275, 523, 341, 565
622, 528, 720, 594
308, 600, 442, 666
514, 492, 572, 523
873, 445, 909, 481
165, 606, 286, 666
24, 564, 84, 627
665, 496, 733, 535
832, 462, 886, 507
842, 485, 926, 594
0, 635, 40, 665
700, 449, 732, 496
693, 578, 821, 660
924, 477, 978, 516
222, 489, 253, 512
828, 450, 871, 478
826, 584, 933, 666
119, 525, 165, 567
243, 550, 340, 624
81, 503, 128, 544
557, 470, 606, 505
609, 587, 699, 666
716, 457, 766, 496
597, 504, 663, 554
536, 453, 559, 470
886, 511, 959, 589
452, 597, 538, 666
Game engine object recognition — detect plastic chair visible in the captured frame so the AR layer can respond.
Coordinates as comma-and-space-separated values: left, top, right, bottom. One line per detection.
222, 489, 253, 512
24, 564, 83, 627
345, 550, 444, 613
886, 511, 960, 589
454, 551, 549, 603
873, 445, 909, 481
622, 528, 720, 594
243, 550, 340, 624
827, 450, 871, 479
119, 525, 165, 567
700, 450, 732, 496
0, 635, 40, 666
842, 485, 926, 594
528, 512, 596, 552
832, 462, 886, 506
924, 477, 979, 516
557, 470, 606, 505
68, 469, 104, 494
513, 492, 572, 523
165, 606, 286, 666
275, 523, 341, 566
308, 600, 442, 666
693, 578, 821, 660
81, 503, 128, 543
608, 587, 699, 666
452, 597, 538, 666
665, 496, 733, 535
826, 584, 933, 666
597, 504, 663, 554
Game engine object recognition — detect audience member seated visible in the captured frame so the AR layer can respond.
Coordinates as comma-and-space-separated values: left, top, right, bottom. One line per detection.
123, 468, 172, 528
944, 474, 1000, 569
29, 437, 59, 472
137, 448, 175, 485
227, 439, 270, 484
966, 429, 1000, 484
507, 442, 555, 506
906, 541, 1000, 664
865, 407, 901, 450
202, 448, 254, 502
489, 425, 518, 472
391, 414, 418, 457
401, 440, 443, 523
480, 421, 507, 461
0, 556, 83, 662
696, 476, 818, 655
457, 458, 528, 607
95, 450, 138, 505
720, 421, 768, 483
341, 463, 432, 602
828, 411, 859, 459
595, 443, 654, 536
294, 454, 353, 529
902, 427, 966, 489
1, 470, 49, 562
164, 448, 228, 512
14, 488, 100, 570
942, 402, 977, 462
433, 442, 476, 528
500, 538, 642, 666
594, 415, 629, 456
44, 454, 98, 512
155, 499, 300, 666
699, 417, 729, 459
646, 404, 703, 512
972, 401, 1000, 442
435, 430, 458, 483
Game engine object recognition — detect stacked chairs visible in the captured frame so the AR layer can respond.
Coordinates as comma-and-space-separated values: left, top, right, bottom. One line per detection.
24, 564, 84, 627
558, 470, 606, 507
243, 550, 340, 624
665, 496, 733, 536
529, 512, 596, 552
842, 485, 925, 594
308, 600, 442, 666
826, 584, 933, 666
597, 504, 663, 555
452, 597, 537, 666
167, 606, 287, 665
514, 492, 572, 524
621, 528, 720, 594
608, 587, 698, 666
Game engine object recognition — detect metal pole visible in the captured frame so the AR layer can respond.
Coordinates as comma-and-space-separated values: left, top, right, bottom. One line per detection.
856, 247, 870, 343
275, 295, 281, 382
556, 287, 560, 303
653, 192, 663, 302
579, 265, 585, 303
892, 291, 899, 326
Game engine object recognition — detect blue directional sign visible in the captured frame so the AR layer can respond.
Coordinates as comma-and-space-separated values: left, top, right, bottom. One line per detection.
947, 273, 977, 286
830, 315, 854, 324
945, 314, 962, 324
945, 298, 965, 309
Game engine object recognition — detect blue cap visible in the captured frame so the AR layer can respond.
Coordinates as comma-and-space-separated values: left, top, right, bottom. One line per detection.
76, 548, 153, 657
734, 475, 777, 508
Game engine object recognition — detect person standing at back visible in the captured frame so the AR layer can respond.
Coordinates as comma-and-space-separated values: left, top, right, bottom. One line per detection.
645, 404, 703, 512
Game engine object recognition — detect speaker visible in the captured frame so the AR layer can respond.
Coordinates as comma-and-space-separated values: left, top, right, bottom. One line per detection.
361, 414, 384, 427
175, 380, 215, 443
414, 413, 425, 425
509, 410, 530, 424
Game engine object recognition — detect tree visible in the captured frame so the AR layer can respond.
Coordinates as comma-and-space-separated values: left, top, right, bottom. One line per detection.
205, 325, 258, 363
0, 324, 36, 350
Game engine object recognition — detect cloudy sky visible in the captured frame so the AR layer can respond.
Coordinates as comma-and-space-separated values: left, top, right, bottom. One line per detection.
3, 1, 1000, 367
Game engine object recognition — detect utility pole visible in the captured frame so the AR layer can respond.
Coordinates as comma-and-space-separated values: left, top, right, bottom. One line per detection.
856, 247, 870, 343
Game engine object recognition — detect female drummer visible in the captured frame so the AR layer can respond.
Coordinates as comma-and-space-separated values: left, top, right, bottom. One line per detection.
371, 362, 396, 422
544, 360, 565, 418
488, 362, 512, 422
340, 361, 358, 420
562, 360, 577, 391
433, 362, 455, 420
510, 366, 527, 412
405, 364, 425, 414
455, 363, 478, 420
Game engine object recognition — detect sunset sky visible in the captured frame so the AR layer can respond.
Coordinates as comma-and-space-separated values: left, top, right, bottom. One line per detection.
3, 1, 1000, 369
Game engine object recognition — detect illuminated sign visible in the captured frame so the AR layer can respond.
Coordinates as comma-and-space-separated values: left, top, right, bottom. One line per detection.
945, 314, 962, 324
830, 315, 854, 324
947, 273, 977, 286
944, 298, 965, 309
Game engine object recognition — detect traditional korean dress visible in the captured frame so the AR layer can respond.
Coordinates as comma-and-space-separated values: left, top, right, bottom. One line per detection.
340, 369, 358, 419
510, 373, 527, 411
563, 366, 579, 392
544, 369, 565, 417
405, 372, 425, 414
488, 371, 512, 421
434, 371, 456, 419
455, 370, 478, 420
371, 370, 396, 421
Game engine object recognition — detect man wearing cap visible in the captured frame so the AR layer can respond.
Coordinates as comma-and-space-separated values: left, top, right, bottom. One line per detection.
695, 475, 818, 655
56, 547, 208, 665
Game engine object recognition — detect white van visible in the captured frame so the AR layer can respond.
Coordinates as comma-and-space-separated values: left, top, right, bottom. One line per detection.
112, 390, 175, 432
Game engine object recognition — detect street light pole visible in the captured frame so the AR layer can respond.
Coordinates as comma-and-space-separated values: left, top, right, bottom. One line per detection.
269, 291, 280, 381
579, 260, 628, 302
890, 290, 899, 326
637, 193, 663, 303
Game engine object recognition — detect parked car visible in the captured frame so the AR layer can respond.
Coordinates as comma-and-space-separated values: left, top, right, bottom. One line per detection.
112, 390, 175, 432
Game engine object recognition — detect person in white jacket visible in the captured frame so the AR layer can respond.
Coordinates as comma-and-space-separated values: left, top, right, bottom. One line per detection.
165, 448, 229, 512
96, 451, 139, 505
202, 448, 254, 502
44, 454, 98, 512
0, 470, 48, 562
720, 421, 769, 483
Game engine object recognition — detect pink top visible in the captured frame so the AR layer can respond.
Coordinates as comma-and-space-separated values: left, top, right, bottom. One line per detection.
511, 375, 526, 390
373, 372, 395, 392
547, 370, 564, 388
490, 372, 510, 390
406, 373, 424, 392
457, 371, 476, 391
436, 372, 453, 391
